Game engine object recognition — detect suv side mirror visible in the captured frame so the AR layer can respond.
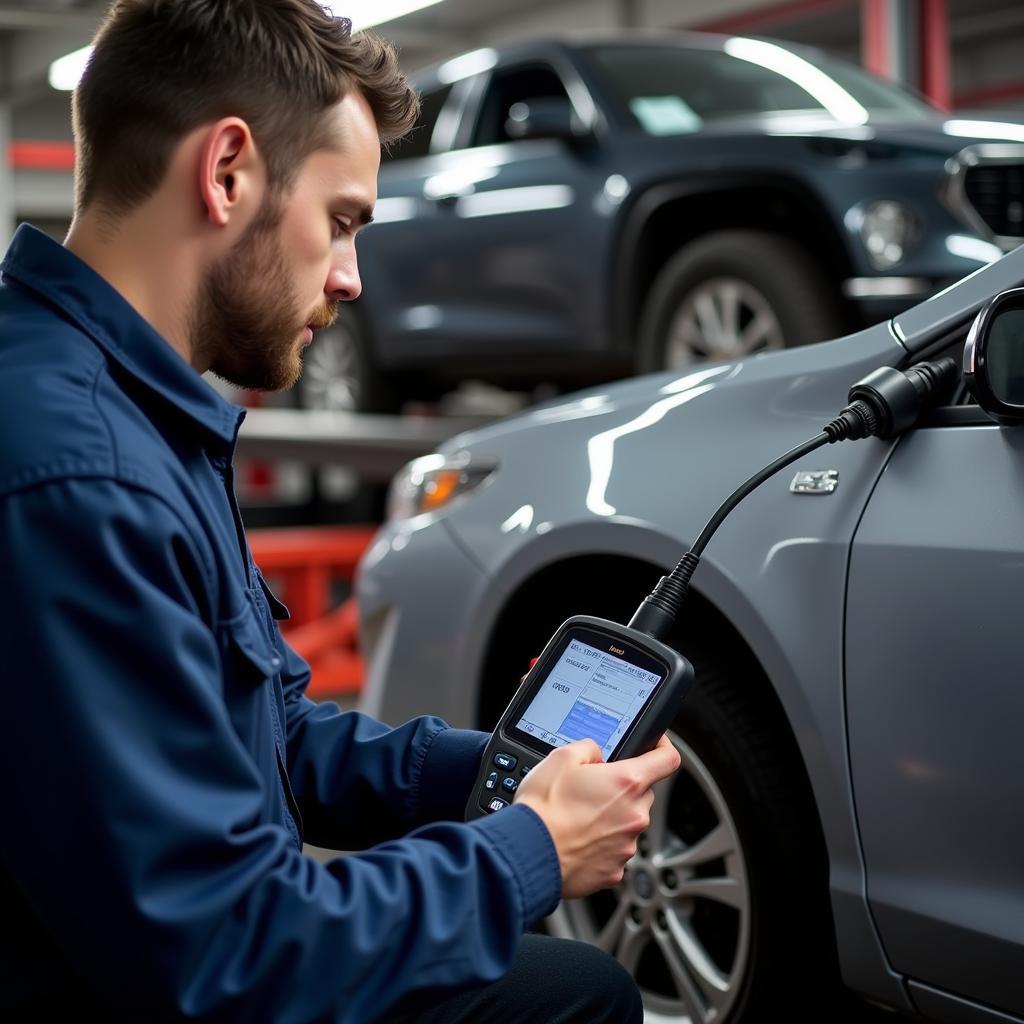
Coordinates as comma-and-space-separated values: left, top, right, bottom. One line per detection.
505, 98, 586, 142
965, 287, 1024, 425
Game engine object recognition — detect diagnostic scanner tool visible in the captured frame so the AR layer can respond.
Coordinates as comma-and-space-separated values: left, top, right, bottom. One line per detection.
466, 615, 694, 819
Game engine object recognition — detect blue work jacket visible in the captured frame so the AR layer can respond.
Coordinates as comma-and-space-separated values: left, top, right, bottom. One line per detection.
0, 225, 561, 1022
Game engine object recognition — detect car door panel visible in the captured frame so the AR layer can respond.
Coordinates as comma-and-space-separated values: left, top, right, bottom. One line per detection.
846, 424, 1024, 1016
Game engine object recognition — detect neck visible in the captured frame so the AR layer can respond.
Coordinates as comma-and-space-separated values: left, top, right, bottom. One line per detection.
65, 205, 205, 371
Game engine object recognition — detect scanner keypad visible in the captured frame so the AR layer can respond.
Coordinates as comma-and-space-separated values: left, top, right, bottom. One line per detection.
479, 751, 536, 812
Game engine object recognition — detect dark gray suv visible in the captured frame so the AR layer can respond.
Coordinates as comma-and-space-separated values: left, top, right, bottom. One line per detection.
301, 31, 1024, 411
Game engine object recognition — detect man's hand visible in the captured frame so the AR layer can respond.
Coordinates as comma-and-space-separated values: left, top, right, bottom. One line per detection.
514, 734, 681, 899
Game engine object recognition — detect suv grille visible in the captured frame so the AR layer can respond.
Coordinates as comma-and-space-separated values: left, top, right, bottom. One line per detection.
963, 163, 1024, 240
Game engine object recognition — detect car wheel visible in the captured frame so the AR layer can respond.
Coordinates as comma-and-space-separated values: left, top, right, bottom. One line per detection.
547, 646, 838, 1022
638, 230, 847, 372
297, 310, 397, 412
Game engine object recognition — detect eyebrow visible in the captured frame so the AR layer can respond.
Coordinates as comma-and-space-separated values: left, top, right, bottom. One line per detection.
335, 195, 375, 227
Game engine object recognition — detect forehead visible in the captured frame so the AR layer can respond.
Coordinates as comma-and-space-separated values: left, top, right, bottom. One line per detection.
302, 90, 381, 193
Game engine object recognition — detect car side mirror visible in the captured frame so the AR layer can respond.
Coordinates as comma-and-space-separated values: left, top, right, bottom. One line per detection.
504, 98, 587, 142
964, 287, 1024, 425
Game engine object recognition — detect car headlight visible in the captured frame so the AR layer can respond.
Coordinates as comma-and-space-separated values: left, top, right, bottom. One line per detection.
386, 452, 498, 522
849, 199, 917, 270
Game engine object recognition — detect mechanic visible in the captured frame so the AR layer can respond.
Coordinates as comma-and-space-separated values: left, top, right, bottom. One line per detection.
0, 2, 680, 1022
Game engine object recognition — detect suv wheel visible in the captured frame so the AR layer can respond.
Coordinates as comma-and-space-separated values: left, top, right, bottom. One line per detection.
547, 646, 838, 1022
297, 311, 396, 412
638, 230, 847, 372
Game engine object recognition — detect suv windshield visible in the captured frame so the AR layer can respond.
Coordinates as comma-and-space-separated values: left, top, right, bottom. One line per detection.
586, 41, 934, 135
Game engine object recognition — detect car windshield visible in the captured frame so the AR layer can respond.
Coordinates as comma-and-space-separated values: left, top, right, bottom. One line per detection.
585, 40, 934, 135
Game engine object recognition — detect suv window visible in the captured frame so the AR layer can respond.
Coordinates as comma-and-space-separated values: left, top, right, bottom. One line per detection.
585, 43, 931, 134
383, 84, 453, 162
471, 64, 571, 147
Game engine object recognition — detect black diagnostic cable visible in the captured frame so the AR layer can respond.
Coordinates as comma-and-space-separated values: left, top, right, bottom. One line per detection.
628, 357, 959, 641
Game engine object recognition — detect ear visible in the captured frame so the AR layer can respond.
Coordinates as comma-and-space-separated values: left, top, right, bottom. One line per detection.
197, 117, 262, 228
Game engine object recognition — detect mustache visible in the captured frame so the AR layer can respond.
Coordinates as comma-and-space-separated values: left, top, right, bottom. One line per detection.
307, 302, 339, 331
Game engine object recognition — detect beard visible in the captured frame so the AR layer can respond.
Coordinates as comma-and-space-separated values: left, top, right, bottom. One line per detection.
193, 198, 337, 392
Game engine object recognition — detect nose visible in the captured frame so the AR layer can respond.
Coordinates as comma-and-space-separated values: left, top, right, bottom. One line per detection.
326, 253, 362, 302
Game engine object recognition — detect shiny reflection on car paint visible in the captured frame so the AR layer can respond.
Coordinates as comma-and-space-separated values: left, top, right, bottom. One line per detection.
455, 185, 575, 219
372, 197, 419, 224
946, 234, 1004, 265
943, 119, 1024, 143
423, 164, 501, 200
436, 47, 498, 85
500, 504, 535, 534
723, 37, 868, 125
585, 366, 737, 517
594, 174, 632, 217
401, 305, 443, 331
586, 384, 716, 516
530, 393, 612, 425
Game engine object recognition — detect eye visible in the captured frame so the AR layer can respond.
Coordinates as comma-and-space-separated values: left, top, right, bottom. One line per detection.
331, 216, 351, 240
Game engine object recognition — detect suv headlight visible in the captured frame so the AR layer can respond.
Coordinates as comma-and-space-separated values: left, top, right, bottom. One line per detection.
849, 199, 917, 270
386, 452, 498, 522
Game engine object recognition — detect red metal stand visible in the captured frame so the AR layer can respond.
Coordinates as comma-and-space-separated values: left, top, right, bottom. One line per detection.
249, 525, 377, 699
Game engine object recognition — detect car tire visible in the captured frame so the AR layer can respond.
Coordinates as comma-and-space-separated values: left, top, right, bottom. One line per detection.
297, 308, 399, 413
637, 230, 847, 373
547, 642, 839, 1023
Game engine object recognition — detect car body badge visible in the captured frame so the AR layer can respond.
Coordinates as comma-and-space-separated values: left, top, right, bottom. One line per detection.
790, 470, 839, 495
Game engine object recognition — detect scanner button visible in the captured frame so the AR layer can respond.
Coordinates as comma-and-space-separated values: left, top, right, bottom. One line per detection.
484, 771, 499, 791
501, 777, 518, 794
494, 752, 518, 771
486, 797, 509, 813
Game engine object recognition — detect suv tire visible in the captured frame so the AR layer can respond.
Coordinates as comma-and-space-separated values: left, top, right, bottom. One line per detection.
297, 309, 398, 413
638, 230, 847, 373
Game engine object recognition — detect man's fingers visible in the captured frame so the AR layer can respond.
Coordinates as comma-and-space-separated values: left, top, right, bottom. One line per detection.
630, 734, 681, 787
561, 738, 603, 764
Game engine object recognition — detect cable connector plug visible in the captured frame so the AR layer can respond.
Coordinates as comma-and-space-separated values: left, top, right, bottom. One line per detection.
628, 553, 700, 640
823, 399, 879, 441
825, 356, 958, 442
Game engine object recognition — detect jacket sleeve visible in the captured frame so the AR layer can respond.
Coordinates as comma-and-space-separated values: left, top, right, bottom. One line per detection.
276, 630, 491, 849
0, 478, 561, 1024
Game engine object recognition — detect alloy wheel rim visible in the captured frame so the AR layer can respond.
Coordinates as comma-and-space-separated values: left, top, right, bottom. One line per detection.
664, 277, 784, 369
548, 731, 751, 1024
298, 321, 361, 412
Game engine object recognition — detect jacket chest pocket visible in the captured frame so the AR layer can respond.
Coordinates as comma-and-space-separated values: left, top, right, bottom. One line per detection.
221, 602, 304, 847
225, 602, 283, 688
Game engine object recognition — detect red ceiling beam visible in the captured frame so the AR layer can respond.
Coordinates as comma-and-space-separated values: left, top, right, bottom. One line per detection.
953, 80, 1024, 109
694, 0, 854, 35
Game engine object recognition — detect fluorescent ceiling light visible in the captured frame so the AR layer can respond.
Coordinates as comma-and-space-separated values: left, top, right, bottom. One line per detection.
49, 45, 91, 91
49, 2, 446, 91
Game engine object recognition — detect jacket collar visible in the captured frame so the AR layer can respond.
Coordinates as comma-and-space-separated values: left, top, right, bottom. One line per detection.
1, 223, 244, 447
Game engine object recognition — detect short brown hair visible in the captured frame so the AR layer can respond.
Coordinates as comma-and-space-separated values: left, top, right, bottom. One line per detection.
72, 0, 420, 215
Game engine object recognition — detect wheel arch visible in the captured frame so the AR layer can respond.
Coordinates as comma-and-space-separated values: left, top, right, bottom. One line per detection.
474, 551, 826, 836
609, 176, 858, 353
466, 548, 913, 1003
